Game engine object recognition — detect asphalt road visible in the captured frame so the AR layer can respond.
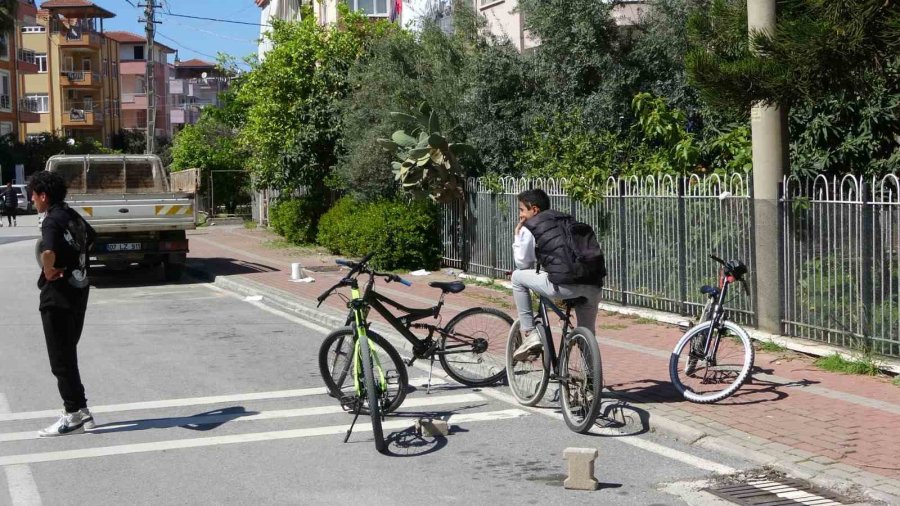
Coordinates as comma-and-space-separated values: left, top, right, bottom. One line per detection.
0, 216, 755, 505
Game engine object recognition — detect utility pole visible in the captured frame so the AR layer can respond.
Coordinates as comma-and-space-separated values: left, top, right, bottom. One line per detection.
748, 0, 788, 333
140, 2, 161, 154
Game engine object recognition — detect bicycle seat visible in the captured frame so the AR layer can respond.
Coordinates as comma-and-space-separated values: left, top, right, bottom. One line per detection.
429, 281, 465, 294
700, 285, 719, 297
563, 296, 587, 307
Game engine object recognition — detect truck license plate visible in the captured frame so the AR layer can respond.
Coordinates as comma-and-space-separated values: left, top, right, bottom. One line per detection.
107, 243, 141, 252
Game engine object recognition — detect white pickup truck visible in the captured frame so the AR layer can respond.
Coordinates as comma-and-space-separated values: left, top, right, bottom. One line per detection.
46, 154, 199, 281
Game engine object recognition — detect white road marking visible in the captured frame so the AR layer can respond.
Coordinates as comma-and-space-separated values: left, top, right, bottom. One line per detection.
0, 393, 485, 443
0, 409, 528, 466
0, 377, 446, 423
0, 394, 42, 506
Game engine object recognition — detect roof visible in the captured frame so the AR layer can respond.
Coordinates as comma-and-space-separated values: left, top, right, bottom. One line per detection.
39, 0, 115, 18
105, 31, 176, 53
175, 58, 216, 69
255, 0, 269, 7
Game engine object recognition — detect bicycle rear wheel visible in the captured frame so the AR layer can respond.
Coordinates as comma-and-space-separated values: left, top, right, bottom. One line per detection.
439, 307, 513, 386
319, 327, 407, 413
358, 333, 386, 453
669, 320, 754, 403
559, 327, 603, 433
505, 320, 550, 406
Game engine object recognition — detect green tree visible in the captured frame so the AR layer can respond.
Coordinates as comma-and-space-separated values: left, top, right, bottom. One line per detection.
0, 0, 17, 39
237, 9, 393, 195
171, 115, 248, 213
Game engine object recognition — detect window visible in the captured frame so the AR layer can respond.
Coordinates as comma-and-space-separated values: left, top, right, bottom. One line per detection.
352, 0, 388, 16
21, 26, 47, 33
0, 72, 10, 111
25, 94, 49, 113
82, 59, 91, 72
64, 56, 74, 72
133, 45, 144, 60
0, 122, 12, 137
0, 33, 8, 61
35, 53, 47, 73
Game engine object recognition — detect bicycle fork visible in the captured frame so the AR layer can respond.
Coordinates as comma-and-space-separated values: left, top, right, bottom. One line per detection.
344, 299, 388, 443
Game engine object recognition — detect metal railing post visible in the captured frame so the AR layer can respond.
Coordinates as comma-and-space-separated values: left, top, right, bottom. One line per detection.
618, 178, 628, 306
677, 177, 687, 315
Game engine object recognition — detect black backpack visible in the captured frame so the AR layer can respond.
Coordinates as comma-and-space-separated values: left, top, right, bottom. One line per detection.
524, 210, 607, 287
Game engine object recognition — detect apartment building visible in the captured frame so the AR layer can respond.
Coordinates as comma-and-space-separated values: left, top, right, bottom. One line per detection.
105, 31, 173, 139
19, 0, 121, 145
475, 0, 648, 52
169, 58, 229, 133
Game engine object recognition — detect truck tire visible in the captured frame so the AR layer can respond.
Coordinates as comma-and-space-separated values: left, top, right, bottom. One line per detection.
163, 261, 185, 282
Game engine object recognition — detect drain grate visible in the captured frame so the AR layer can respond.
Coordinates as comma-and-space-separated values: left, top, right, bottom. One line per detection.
707, 478, 847, 505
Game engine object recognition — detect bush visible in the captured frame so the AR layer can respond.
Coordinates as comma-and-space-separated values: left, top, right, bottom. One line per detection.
317, 196, 441, 270
269, 197, 324, 244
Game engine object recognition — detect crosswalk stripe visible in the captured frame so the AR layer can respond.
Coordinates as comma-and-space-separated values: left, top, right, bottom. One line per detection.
0, 409, 528, 466
0, 377, 447, 423
0, 393, 485, 443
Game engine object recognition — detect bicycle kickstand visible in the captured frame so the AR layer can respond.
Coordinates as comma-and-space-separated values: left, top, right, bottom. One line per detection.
344, 406, 362, 443
425, 356, 436, 395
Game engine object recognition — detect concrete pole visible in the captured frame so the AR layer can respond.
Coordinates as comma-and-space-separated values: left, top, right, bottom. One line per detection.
748, 0, 788, 333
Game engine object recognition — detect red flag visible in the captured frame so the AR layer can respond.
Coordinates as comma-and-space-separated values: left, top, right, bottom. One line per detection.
390, 0, 402, 22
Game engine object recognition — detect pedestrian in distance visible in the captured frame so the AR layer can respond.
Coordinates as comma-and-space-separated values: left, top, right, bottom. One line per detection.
28, 171, 97, 437
511, 188, 606, 360
1, 181, 17, 227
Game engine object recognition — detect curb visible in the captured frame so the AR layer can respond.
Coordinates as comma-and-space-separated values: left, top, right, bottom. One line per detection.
195, 268, 898, 504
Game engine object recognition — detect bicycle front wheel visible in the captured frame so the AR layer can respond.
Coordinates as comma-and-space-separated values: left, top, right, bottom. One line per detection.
439, 307, 513, 386
358, 333, 386, 453
319, 327, 408, 413
559, 327, 603, 433
505, 320, 550, 406
669, 320, 754, 403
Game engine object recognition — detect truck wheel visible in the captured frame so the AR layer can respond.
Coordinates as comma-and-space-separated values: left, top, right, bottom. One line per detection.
163, 262, 185, 282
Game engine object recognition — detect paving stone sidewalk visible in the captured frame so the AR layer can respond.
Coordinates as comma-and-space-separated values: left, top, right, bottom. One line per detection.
186, 224, 900, 504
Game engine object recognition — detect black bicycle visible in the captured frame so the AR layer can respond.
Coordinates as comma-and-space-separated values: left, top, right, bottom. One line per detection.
505, 296, 603, 433
669, 254, 755, 403
317, 254, 513, 448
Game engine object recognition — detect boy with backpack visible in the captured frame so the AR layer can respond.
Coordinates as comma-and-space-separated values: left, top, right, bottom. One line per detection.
511, 189, 606, 360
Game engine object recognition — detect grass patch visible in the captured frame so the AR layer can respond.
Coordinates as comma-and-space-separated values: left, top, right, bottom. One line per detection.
892, 376, 900, 387
598, 323, 627, 330
261, 238, 328, 256
814, 353, 882, 376
461, 277, 513, 295
756, 340, 787, 353
634, 317, 657, 325
243, 220, 258, 229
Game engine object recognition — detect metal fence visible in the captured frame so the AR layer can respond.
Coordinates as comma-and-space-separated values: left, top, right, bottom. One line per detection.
442, 174, 755, 326
782, 175, 900, 357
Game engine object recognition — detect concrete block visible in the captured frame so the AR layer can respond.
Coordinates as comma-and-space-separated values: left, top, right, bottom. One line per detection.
563, 447, 599, 491
415, 418, 449, 437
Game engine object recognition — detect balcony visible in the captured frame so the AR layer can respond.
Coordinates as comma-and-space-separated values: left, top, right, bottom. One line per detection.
18, 98, 41, 123
16, 49, 39, 73
58, 28, 102, 49
121, 92, 148, 110
61, 102, 103, 128
60, 70, 101, 88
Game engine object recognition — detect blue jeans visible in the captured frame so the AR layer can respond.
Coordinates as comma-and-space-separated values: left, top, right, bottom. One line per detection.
511, 268, 601, 332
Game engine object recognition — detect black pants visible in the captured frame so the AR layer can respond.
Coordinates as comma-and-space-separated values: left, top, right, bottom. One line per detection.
3, 207, 15, 225
41, 307, 88, 412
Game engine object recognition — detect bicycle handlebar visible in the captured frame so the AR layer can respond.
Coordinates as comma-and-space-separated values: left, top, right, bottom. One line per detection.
318, 253, 411, 306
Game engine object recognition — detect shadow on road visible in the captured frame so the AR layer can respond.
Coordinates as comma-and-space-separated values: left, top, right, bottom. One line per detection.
88, 406, 259, 435
87, 258, 278, 289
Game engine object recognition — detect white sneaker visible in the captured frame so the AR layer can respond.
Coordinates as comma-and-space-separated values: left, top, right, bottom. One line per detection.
79, 408, 95, 430
38, 411, 88, 437
513, 329, 542, 361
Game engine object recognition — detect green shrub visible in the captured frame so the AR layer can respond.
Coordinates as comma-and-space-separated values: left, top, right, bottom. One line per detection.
317, 196, 441, 270
269, 197, 324, 244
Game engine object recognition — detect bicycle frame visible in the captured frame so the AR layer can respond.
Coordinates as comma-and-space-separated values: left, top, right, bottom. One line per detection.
348, 282, 387, 397
345, 274, 452, 357
696, 272, 735, 363
534, 295, 575, 375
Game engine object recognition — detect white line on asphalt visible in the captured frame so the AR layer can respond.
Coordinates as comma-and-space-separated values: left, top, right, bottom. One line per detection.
0, 393, 486, 443
0, 377, 446, 423
0, 394, 42, 506
0, 409, 529, 466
